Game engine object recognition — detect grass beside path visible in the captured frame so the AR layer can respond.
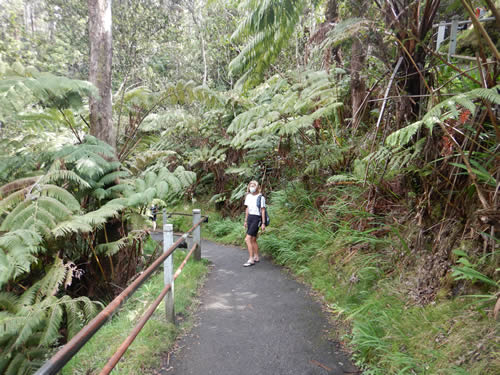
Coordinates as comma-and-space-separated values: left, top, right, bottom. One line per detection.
61, 240, 209, 375
199, 187, 498, 375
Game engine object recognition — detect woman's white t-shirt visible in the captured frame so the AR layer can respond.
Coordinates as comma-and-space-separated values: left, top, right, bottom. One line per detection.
244, 193, 266, 216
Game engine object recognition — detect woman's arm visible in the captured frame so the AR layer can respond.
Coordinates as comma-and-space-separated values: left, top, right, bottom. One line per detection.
244, 207, 249, 228
261, 207, 266, 229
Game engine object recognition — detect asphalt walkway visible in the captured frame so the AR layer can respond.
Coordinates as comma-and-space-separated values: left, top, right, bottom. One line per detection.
162, 240, 358, 375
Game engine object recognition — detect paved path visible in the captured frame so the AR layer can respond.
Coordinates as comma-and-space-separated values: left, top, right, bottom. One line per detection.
162, 240, 358, 375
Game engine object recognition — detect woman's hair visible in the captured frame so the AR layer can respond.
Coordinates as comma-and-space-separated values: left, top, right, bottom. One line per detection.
247, 180, 261, 193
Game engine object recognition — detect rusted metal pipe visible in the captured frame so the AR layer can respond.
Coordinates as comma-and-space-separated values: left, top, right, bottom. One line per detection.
35, 218, 205, 375
99, 243, 199, 375
165, 212, 195, 217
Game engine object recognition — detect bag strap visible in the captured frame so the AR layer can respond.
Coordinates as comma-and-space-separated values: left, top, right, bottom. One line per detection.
257, 194, 262, 210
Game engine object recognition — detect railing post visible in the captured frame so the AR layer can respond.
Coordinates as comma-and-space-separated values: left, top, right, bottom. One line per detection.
163, 223, 175, 324
436, 21, 446, 51
448, 15, 459, 61
193, 209, 201, 261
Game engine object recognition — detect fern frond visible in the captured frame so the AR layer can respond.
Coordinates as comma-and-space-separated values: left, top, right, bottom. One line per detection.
30, 257, 68, 301
41, 169, 91, 190
51, 219, 93, 237
0, 229, 44, 286
80, 296, 100, 320
37, 196, 74, 219
61, 296, 82, 339
386, 121, 423, 147
229, 0, 307, 87
5, 352, 27, 375
39, 184, 80, 211
0, 293, 19, 313
38, 302, 63, 347
77, 199, 127, 228
156, 181, 169, 197
320, 18, 370, 50
387, 86, 500, 147
10, 310, 44, 350
96, 237, 129, 256
0, 189, 28, 213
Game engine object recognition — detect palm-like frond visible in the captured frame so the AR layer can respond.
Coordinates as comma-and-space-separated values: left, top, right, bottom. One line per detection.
229, 0, 307, 88
0, 230, 44, 287
121, 166, 195, 208
386, 87, 500, 147
318, 18, 371, 51
0, 262, 100, 370
0, 62, 96, 126
228, 71, 345, 148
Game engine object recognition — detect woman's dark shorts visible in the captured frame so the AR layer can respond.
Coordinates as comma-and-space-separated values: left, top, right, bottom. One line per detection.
246, 214, 261, 237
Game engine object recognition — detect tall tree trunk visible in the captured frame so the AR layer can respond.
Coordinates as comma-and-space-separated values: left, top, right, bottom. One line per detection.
351, 37, 366, 126
381, 0, 441, 124
325, 0, 338, 21
24, 1, 34, 35
185, 0, 208, 85
88, 0, 115, 149
350, 1, 367, 126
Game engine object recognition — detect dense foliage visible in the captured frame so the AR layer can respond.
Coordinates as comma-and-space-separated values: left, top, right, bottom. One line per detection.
0, 0, 499, 373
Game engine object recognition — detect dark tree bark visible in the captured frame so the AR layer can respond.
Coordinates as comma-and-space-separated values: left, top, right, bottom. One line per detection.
380, 0, 441, 123
350, 0, 367, 126
351, 37, 366, 125
325, 0, 338, 21
88, 0, 115, 149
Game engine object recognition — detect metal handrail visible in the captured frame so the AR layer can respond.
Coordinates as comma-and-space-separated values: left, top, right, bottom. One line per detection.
432, 16, 495, 27
99, 242, 199, 375
35, 215, 207, 375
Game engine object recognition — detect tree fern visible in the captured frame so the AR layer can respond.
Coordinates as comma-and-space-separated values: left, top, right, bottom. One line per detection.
96, 237, 130, 257
227, 70, 345, 148
0, 230, 44, 286
318, 18, 371, 51
187, 146, 227, 166
229, 0, 308, 88
120, 166, 195, 209
0, 184, 80, 233
0, 259, 100, 373
386, 87, 500, 147
0, 61, 96, 129
304, 143, 349, 176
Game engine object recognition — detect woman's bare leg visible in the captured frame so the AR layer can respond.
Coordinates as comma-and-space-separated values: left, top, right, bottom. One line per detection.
253, 237, 259, 261
245, 234, 255, 263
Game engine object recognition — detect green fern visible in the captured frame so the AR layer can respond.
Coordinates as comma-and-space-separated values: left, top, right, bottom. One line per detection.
0, 230, 44, 287
304, 143, 349, 176
121, 167, 195, 210
227, 71, 344, 148
0, 259, 100, 374
0, 183, 80, 233
188, 146, 227, 166
229, 0, 308, 88
0, 61, 96, 129
386, 87, 500, 147
54, 136, 117, 180
318, 18, 370, 51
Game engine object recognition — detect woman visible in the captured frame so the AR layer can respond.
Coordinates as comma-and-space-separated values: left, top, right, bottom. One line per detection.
243, 180, 266, 267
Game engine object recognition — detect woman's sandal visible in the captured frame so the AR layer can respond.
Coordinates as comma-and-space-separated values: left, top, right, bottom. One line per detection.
253, 258, 260, 263
243, 261, 255, 267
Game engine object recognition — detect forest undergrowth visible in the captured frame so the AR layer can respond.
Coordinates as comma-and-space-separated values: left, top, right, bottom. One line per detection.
61, 238, 209, 375
1, 1, 500, 374
205, 183, 499, 375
